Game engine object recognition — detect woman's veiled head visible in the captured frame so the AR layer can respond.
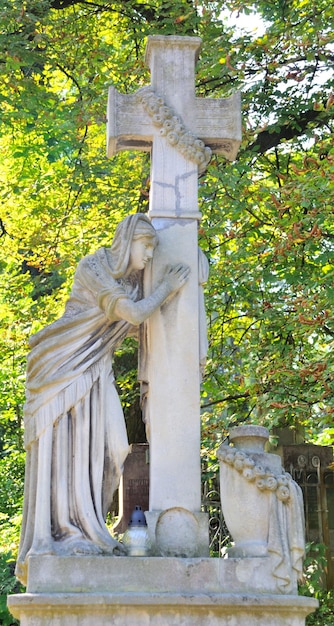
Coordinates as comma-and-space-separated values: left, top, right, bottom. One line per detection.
132, 219, 158, 245
109, 213, 158, 278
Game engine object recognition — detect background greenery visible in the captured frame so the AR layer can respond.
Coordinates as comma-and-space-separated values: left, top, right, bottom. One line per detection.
1, 0, 334, 623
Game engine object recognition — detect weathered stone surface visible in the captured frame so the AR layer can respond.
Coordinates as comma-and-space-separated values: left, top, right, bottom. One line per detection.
8, 556, 318, 626
23, 555, 300, 595
8, 592, 318, 626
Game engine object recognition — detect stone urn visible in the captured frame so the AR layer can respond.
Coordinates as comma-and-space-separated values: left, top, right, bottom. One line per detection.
217, 425, 284, 558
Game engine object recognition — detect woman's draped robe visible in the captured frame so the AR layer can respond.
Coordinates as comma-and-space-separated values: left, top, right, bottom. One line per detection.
16, 247, 139, 584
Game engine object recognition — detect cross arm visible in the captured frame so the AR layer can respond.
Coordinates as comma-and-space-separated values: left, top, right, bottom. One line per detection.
107, 85, 242, 163
107, 86, 153, 157
194, 92, 242, 161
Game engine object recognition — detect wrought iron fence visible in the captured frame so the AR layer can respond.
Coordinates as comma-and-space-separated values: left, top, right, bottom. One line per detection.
202, 478, 230, 556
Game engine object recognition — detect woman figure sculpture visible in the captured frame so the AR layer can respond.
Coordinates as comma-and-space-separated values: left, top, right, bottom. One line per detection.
16, 213, 189, 583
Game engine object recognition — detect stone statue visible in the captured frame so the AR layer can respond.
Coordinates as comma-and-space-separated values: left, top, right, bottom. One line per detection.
16, 213, 189, 584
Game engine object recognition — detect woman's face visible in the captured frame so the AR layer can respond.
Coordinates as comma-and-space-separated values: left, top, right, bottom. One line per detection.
128, 237, 155, 271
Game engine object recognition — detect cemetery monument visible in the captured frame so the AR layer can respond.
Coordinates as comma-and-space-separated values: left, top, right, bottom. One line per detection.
8, 34, 317, 626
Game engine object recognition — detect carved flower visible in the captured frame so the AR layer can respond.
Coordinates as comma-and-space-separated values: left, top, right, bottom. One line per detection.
277, 485, 290, 502
235, 451, 247, 460
195, 151, 206, 164
167, 132, 179, 146
254, 465, 266, 478
233, 458, 244, 472
184, 146, 195, 159
159, 128, 167, 137
194, 139, 205, 149
244, 457, 255, 469
184, 131, 194, 145
142, 92, 157, 108
153, 114, 163, 126
242, 467, 255, 481
172, 119, 183, 133
277, 475, 289, 487
159, 105, 172, 120
256, 478, 267, 490
266, 476, 278, 491
148, 103, 159, 115
163, 119, 174, 131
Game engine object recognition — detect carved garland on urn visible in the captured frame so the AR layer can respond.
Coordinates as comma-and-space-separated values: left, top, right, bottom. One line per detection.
217, 444, 293, 502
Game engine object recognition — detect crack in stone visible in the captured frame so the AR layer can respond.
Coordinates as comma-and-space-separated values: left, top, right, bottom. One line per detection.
154, 169, 197, 215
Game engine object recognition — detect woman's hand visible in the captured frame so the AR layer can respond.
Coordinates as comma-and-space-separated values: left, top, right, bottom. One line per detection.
113, 263, 190, 326
164, 263, 190, 294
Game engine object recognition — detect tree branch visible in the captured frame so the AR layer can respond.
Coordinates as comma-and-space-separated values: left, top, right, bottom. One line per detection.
201, 391, 250, 409
50, 0, 156, 21
0, 218, 9, 238
250, 108, 334, 154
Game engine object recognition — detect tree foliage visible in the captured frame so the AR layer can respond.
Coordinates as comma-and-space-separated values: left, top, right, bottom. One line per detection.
196, 0, 334, 452
0, 0, 334, 598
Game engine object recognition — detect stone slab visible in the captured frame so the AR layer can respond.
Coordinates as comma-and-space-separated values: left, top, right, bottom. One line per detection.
8, 556, 318, 626
25, 555, 283, 594
8, 591, 318, 626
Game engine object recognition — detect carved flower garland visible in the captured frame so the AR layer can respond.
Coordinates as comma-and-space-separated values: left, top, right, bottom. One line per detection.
137, 87, 212, 173
217, 445, 292, 502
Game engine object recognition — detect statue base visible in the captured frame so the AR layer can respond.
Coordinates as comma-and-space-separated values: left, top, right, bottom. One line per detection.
8, 556, 317, 626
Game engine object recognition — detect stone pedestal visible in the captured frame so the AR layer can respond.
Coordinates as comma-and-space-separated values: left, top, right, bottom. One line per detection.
8, 556, 317, 626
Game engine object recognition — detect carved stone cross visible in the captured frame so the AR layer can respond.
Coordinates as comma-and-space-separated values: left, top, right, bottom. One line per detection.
108, 35, 240, 220
107, 35, 241, 555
